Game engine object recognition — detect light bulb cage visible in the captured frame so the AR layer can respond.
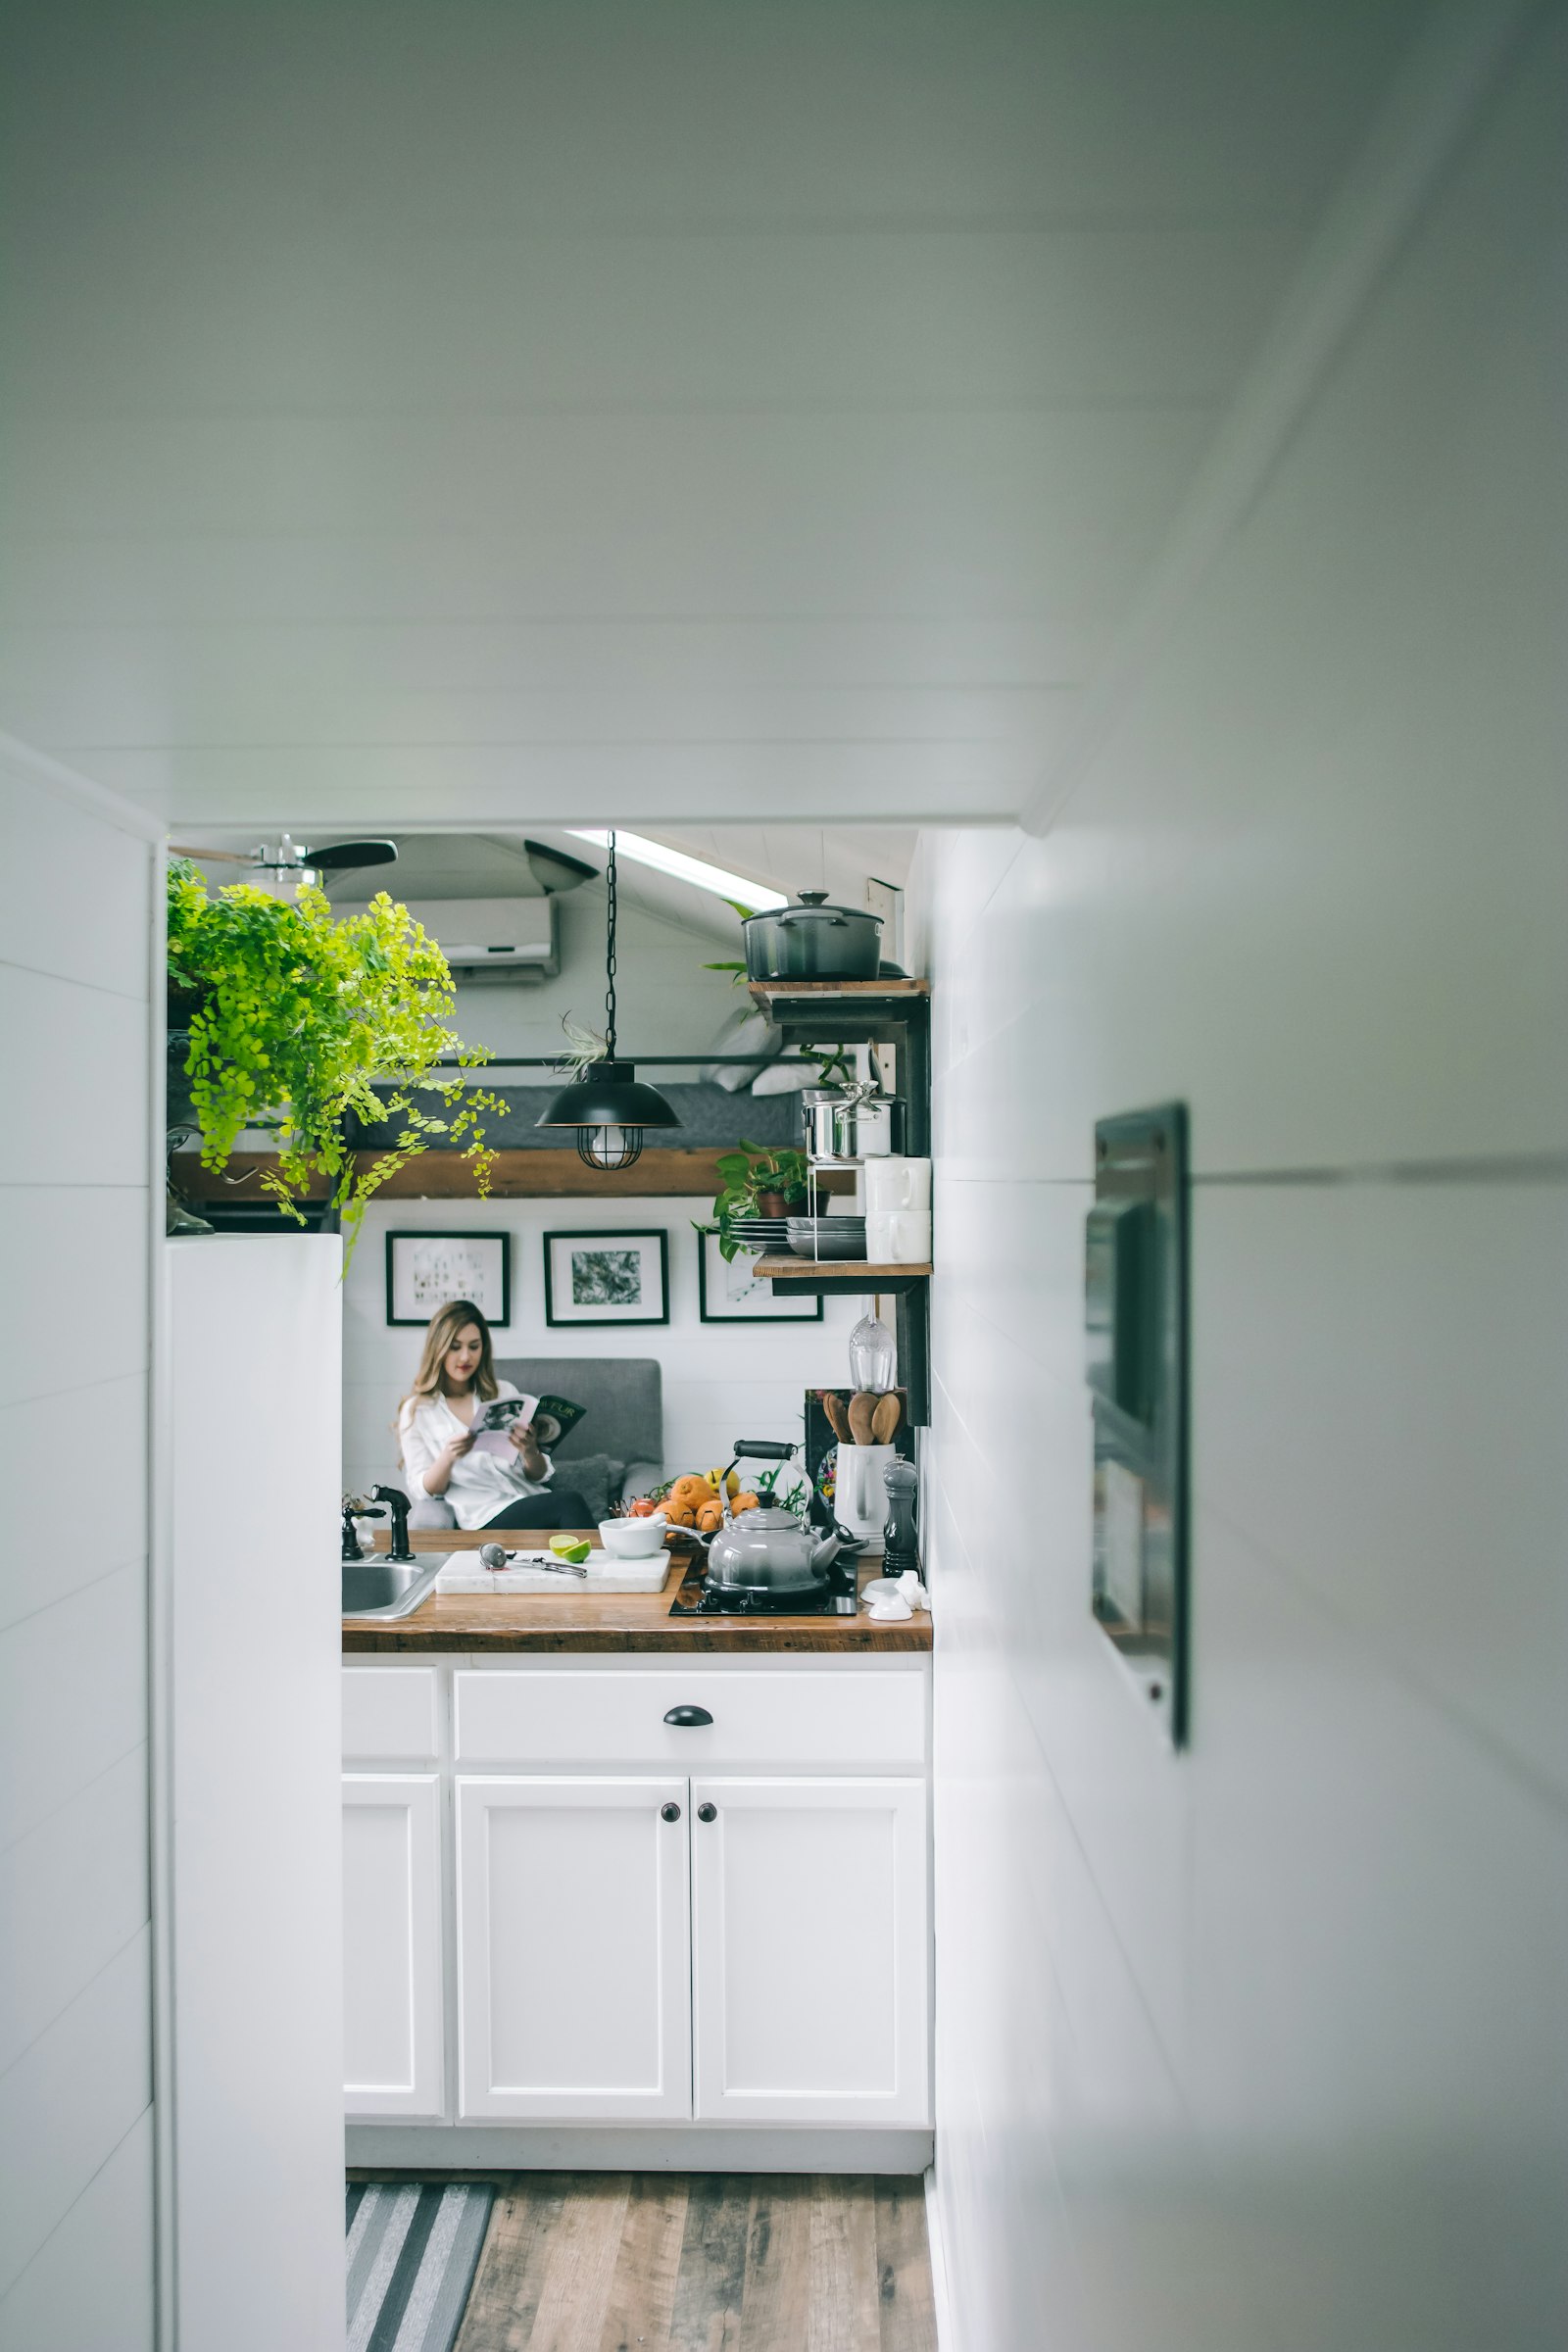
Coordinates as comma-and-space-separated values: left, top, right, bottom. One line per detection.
535, 830, 680, 1167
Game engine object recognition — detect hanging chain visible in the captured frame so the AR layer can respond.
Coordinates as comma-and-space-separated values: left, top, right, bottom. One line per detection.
604, 828, 618, 1059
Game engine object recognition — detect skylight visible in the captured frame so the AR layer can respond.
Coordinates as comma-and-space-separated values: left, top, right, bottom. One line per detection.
567, 829, 788, 912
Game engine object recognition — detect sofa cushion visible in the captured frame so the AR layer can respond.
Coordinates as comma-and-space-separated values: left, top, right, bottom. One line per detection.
547, 1452, 626, 1526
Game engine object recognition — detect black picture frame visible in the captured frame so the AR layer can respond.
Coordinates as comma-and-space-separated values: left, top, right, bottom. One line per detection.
384, 1230, 512, 1327
696, 1228, 823, 1324
542, 1229, 670, 1327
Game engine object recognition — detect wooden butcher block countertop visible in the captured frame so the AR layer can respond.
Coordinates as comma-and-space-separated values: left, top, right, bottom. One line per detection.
342, 1529, 932, 1655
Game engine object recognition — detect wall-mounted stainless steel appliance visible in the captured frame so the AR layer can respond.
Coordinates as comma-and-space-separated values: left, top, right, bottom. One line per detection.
1085, 1103, 1189, 1743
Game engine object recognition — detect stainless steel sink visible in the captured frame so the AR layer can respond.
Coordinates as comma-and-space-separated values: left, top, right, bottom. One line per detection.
341, 1556, 442, 1621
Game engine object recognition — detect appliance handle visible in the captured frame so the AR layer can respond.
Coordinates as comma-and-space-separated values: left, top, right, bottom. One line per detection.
663, 1705, 714, 1728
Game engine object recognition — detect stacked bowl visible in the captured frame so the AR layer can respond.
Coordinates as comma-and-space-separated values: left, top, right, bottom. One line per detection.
786, 1215, 868, 1260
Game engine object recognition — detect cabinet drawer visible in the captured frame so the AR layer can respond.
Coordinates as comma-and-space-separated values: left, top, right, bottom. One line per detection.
454, 1668, 926, 1773
343, 1666, 441, 1762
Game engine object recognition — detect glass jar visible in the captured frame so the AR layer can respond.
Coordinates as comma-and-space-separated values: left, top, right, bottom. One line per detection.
848, 1313, 897, 1394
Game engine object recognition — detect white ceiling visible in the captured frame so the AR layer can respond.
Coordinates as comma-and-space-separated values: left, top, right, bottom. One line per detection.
0, 1, 1424, 833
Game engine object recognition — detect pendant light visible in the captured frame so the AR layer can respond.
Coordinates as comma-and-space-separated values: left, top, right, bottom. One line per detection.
537, 830, 680, 1170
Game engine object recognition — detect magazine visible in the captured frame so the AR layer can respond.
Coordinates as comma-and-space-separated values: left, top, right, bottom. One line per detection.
470, 1391, 587, 1458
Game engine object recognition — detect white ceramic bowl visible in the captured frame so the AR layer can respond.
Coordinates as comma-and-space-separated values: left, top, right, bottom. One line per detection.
598, 1514, 668, 1558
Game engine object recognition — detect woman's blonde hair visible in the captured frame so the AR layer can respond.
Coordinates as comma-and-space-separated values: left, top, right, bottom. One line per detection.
397, 1298, 498, 1447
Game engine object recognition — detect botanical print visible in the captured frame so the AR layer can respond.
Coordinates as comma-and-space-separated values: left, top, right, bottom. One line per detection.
569, 1247, 642, 1307
409, 1240, 495, 1312
723, 1250, 765, 1303
386, 1230, 510, 1325
696, 1228, 821, 1322
544, 1229, 668, 1325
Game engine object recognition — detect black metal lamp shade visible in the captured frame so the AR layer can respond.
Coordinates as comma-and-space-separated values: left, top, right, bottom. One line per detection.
537, 1059, 680, 1170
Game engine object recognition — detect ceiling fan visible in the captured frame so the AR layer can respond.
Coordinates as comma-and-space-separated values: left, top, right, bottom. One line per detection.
169, 833, 399, 898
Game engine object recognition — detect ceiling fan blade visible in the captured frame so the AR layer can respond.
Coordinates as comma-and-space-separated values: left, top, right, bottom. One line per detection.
169, 843, 252, 861
311, 839, 399, 873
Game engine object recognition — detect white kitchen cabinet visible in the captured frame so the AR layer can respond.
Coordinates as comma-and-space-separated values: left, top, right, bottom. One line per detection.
690, 1776, 930, 2125
456, 1774, 692, 2120
342, 1774, 444, 2120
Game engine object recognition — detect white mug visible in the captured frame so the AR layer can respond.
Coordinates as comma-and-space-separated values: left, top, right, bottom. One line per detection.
865, 1208, 932, 1263
863, 1155, 932, 1212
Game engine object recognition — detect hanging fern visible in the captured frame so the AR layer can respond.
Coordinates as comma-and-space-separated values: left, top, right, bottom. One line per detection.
167, 858, 500, 1259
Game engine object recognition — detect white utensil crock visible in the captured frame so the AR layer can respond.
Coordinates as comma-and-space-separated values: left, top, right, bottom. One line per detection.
834, 1443, 897, 1548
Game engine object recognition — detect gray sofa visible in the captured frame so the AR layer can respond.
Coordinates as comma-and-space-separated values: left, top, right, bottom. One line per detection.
406, 1355, 663, 1531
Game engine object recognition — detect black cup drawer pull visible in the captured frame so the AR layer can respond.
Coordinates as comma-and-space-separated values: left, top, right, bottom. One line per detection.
663, 1704, 713, 1728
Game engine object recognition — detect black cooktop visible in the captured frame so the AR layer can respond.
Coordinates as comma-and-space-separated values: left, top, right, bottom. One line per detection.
668, 1575, 858, 1618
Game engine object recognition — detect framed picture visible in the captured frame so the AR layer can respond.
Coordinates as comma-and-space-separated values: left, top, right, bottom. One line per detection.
697, 1228, 823, 1323
543, 1229, 669, 1327
385, 1230, 512, 1327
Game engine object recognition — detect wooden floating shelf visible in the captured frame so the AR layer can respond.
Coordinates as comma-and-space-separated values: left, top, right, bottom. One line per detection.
172, 1147, 774, 1202
747, 977, 930, 1010
754, 1255, 932, 1283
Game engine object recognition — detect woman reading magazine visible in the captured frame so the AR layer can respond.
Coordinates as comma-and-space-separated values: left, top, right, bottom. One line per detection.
396, 1299, 592, 1531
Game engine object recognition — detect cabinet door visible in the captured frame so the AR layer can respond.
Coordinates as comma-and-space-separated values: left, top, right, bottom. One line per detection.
691, 1776, 930, 2125
456, 1776, 691, 2120
342, 1774, 444, 2119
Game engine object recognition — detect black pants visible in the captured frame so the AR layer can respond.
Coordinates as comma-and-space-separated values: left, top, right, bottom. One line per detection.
480, 1491, 593, 1531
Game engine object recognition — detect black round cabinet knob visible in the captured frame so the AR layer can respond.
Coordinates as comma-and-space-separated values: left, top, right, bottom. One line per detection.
661, 1802, 681, 1823
697, 1802, 717, 1824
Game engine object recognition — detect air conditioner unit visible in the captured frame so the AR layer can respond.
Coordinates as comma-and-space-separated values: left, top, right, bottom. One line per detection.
401, 898, 560, 984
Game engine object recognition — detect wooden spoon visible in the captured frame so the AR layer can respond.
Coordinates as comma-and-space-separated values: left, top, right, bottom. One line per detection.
822, 1393, 854, 1446
870, 1392, 903, 1446
847, 1391, 878, 1446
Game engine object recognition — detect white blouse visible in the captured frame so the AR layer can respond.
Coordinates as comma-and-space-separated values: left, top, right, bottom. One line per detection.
396, 1379, 556, 1532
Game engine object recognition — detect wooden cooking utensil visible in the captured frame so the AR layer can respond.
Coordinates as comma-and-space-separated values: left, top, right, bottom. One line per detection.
822, 1393, 854, 1446
870, 1391, 902, 1445
846, 1391, 878, 1446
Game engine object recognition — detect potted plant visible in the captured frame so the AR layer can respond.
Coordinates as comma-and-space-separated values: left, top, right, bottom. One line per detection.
710, 1142, 812, 1258
166, 858, 497, 1257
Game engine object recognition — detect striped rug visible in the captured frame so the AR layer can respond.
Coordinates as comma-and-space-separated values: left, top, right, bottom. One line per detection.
346, 2180, 495, 2352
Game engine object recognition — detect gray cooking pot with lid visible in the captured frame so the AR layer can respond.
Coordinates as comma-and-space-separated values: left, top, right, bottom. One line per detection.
743, 892, 882, 982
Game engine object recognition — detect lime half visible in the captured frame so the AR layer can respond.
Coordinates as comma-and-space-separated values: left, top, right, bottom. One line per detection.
549, 1537, 592, 1565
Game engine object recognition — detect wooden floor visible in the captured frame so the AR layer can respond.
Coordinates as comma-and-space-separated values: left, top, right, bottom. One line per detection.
443, 2173, 937, 2352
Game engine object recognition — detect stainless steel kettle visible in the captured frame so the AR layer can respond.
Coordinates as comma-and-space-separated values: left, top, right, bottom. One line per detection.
703, 1439, 841, 1598
705, 1506, 842, 1599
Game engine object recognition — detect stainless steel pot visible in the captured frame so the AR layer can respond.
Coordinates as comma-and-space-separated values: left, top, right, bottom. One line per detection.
830, 1095, 906, 1157
743, 892, 883, 982
802, 1085, 852, 1158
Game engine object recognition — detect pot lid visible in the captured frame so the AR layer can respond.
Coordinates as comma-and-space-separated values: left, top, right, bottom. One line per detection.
742, 892, 882, 927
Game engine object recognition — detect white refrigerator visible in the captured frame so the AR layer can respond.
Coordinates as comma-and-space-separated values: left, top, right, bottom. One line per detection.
162, 1234, 344, 2350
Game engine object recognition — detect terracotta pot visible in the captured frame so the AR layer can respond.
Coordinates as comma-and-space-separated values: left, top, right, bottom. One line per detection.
756, 1189, 808, 1218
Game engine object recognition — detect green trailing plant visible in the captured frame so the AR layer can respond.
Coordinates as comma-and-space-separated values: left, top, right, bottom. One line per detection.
709, 1141, 812, 1259
167, 858, 500, 1258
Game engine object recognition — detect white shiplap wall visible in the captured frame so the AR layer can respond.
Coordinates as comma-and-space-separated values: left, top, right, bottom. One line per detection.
918, 19, 1568, 2352
0, 739, 159, 2348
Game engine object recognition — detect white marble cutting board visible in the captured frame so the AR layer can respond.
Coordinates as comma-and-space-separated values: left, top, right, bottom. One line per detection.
436, 1548, 675, 1595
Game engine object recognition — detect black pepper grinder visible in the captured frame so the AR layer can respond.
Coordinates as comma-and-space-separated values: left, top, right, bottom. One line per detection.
882, 1458, 920, 1579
